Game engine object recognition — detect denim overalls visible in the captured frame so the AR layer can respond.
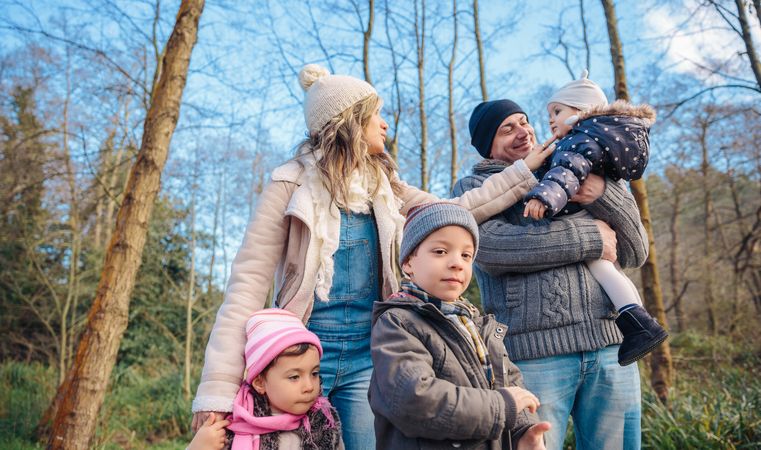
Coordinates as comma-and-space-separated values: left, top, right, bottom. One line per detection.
308, 210, 380, 450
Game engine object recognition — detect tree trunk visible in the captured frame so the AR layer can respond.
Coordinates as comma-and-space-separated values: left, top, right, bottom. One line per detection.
699, 121, 718, 335
448, 0, 459, 192
735, 0, 761, 90
185, 169, 198, 400
42, 2, 205, 448
473, 0, 488, 101
383, 0, 402, 162
363, 0, 375, 84
414, 0, 428, 191
601, 0, 673, 405
668, 177, 685, 332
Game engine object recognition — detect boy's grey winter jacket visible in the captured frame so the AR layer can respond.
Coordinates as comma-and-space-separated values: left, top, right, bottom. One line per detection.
453, 161, 648, 362
368, 296, 538, 450
526, 101, 656, 217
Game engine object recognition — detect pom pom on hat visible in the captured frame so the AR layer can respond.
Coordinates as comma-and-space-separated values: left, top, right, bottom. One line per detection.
298, 64, 331, 91
547, 69, 608, 111
299, 64, 377, 134
243, 309, 322, 384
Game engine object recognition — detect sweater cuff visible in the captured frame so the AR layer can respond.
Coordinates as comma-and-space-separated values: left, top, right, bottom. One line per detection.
575, 218, 605, 261
498, 387, 519, 431
191, 395, 234, 414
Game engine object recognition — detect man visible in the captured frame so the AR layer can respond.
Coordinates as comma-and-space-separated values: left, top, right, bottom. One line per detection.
453, 99, 648, 450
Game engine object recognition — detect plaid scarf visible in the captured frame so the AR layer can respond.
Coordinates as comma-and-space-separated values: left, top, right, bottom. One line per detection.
397, 279, 495, 388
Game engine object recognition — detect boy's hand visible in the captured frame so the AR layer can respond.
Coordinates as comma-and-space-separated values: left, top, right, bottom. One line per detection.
523, 140, 555, 171
506, 386, 540, 414
517, 422, 551, 450
189, 413, 230, 450
523, 199, 547, 220
192, 411, 227, 433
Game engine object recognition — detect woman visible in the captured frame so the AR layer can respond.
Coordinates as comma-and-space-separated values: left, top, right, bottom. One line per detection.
191, 64, 549, 449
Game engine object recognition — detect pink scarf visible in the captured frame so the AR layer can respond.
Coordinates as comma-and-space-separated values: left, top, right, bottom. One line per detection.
226, 384, 334, 450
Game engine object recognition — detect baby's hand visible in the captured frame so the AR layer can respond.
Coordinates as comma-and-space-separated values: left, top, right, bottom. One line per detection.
506, 386, 541, 414
189, 413, 230, 450
523, 199, 547, 220
523, 140, 555, 171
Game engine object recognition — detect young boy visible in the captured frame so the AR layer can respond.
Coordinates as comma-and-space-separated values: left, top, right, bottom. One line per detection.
368, 202, 551, 450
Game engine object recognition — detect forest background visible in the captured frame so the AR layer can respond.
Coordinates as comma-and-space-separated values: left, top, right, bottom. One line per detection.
1, 0, 760, 448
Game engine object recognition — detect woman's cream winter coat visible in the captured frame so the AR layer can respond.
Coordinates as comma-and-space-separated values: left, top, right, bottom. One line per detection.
192, 158, 538, 413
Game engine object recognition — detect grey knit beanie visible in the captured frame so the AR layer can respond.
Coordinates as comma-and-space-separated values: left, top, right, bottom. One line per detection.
400, 202, 479, 265
547, 69, 608, 111
299, 64, 377, 134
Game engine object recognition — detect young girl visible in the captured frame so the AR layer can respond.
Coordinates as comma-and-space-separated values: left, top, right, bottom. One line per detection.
192, 63, 552, 449
523, 70, 668, 366
227, 309, 342, 449
188, 309, 340, 450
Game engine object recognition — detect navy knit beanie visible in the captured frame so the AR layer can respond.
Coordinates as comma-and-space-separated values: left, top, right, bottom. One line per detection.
400, 202, 479, 265
469, 99, 527, 158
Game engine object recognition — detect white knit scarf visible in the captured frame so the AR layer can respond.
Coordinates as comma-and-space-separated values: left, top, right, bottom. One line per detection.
301, 152, 405, 301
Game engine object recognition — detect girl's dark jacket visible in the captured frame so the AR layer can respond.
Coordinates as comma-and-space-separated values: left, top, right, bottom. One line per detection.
368, 294, 538, 450
526, 100, 656, 217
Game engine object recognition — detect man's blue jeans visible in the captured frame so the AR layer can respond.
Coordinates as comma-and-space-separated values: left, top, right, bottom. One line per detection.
515, 345, 641, 450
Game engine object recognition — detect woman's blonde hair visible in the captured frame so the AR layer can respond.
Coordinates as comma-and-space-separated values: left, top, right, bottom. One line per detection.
296, 94, 401, 208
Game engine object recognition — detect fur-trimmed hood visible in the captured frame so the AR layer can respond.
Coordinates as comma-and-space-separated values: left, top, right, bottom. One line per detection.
576, 100, 657, 127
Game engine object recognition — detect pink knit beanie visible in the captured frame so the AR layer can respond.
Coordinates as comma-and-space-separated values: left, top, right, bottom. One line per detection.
244, 309, 322, 384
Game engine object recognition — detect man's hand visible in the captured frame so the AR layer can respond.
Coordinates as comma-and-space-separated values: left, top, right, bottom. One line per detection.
192, 411, 227, 434
595, 219, 617, 262
571, 173, 605, 204
517, 422, 552, 450
524, 141, 555, 171
506, 386, 541, 414
523, 199, 548, 220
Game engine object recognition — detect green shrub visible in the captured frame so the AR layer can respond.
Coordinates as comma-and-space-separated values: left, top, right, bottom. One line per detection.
0, 362, 55, 445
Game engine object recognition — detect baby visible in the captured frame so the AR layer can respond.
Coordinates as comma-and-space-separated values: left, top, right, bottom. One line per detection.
524, 70, 668, 366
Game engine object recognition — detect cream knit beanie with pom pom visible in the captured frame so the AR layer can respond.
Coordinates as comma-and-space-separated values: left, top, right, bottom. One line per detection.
299, 64, 377, 134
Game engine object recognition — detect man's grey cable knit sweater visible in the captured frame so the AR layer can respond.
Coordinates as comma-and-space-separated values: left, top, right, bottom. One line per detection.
453, 159, 649, 361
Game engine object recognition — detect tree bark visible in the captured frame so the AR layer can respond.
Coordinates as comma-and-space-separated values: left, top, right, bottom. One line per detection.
601, 0, 673, 405
448, 0, 459, 192
473, 0, 488, 101
414, 0, 428, 191
43, 1, 205, 448
735, 0, 761, 90
667, 171, 685, 332
699, 120, 718, 335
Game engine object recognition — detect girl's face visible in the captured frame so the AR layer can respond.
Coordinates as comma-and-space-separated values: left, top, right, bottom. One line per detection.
547, 102, 580, 138
364, 105, 388, 155
252, 346, 321, 415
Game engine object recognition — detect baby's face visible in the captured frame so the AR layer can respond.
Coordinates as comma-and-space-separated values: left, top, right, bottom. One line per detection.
547, 102, 580, 138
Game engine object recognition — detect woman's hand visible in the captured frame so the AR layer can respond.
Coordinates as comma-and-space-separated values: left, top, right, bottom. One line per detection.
192, 411, 228, 434
188, 413, 230, 450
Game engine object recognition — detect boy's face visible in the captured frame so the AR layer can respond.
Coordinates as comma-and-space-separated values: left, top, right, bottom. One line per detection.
252, 346, 321, 415
547, 102, 580, 138
402, 225, 474, 302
